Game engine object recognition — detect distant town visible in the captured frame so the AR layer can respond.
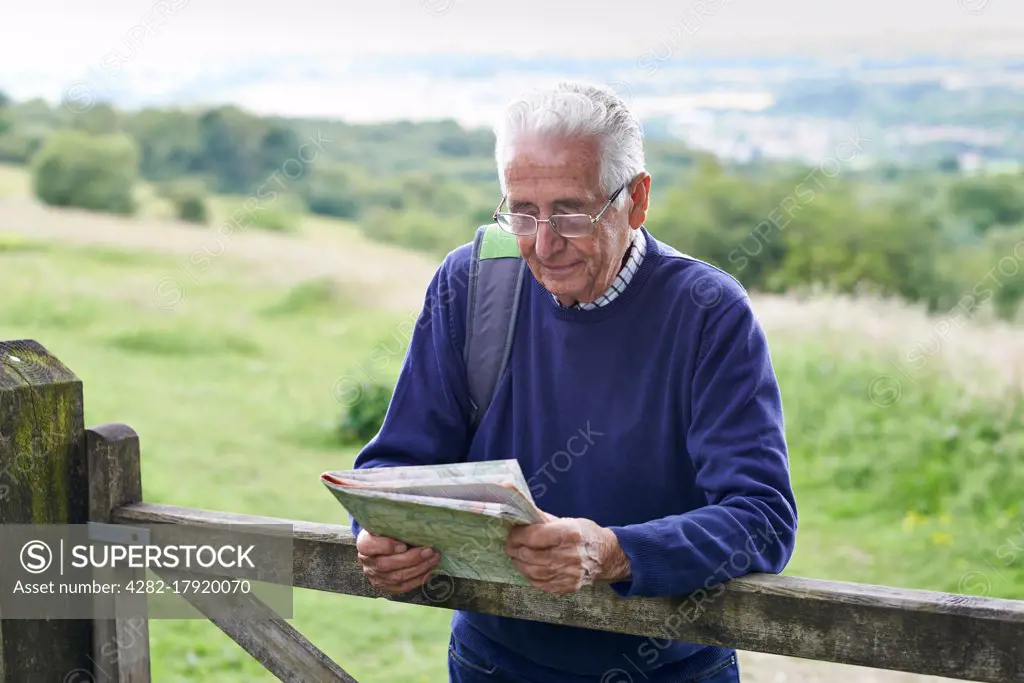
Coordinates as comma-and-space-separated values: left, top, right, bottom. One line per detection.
3, 50, 1022, 172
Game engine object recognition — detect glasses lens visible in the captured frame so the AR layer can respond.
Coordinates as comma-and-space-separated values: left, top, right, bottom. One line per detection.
497, 214, 536, 235
550, 214, 593, 237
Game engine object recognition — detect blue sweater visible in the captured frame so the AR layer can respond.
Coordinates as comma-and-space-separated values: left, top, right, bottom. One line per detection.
351, 228, 798, 680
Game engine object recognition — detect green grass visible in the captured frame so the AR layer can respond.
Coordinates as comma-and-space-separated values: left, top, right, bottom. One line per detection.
1, 237, 1022, 681
0, 239, 449, 682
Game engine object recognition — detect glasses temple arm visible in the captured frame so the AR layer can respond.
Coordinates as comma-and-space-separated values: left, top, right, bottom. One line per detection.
594, 183, 629, 222
492, 195, 508, 219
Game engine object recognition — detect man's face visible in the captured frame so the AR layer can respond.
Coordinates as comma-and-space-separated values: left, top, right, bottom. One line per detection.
504, 134, 641, 306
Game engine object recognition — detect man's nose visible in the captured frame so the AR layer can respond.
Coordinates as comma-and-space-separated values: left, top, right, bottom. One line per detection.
534, 219, 566, 259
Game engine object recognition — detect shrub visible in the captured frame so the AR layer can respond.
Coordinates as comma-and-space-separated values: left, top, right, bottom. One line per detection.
176, 195, 208, 224
249, 206, 298, 232
338, 382, 394, 445
360, 206, 469, 256
31, 129, 139, 215
159, 180, 210, 225
260, 278, 351, 317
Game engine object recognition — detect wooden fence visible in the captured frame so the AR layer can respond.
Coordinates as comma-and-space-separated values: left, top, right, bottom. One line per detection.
1, 338, 1022, 682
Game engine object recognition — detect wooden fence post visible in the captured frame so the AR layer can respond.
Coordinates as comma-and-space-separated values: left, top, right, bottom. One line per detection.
87, 422, 151, 682
0, 340, 92, 681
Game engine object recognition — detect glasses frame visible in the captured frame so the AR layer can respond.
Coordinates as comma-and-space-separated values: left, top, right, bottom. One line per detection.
492, 182, 629, 238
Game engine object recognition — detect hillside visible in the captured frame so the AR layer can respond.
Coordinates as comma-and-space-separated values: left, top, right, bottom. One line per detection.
2, 162, 1022, 682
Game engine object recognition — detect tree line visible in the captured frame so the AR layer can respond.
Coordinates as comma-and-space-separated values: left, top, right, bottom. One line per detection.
0, 91, 1022, 320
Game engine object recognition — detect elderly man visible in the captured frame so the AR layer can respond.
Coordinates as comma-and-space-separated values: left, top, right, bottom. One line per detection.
351, 81, 797, 683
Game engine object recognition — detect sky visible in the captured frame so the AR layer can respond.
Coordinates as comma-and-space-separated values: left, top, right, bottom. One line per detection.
2, 0, 1023, 125
3, 0, 1024, 74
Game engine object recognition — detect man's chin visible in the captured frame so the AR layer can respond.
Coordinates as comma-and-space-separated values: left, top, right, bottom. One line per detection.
542, 277, 571, 293
542, 282, 584, 306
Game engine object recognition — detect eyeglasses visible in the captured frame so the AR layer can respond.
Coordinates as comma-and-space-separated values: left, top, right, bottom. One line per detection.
492, 183, 628, 238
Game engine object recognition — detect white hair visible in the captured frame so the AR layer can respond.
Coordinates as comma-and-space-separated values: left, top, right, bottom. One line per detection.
494, 81, 646, 209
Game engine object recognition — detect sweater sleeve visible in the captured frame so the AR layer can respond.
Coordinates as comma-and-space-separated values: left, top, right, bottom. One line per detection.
606, 294, 798, 598
348, 255, 474, 538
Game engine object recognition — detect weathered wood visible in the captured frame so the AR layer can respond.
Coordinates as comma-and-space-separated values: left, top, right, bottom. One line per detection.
87, 423, 151, 683
0, 340, 93, 681
154, 567, 358, 683
112, 502, 1024, 683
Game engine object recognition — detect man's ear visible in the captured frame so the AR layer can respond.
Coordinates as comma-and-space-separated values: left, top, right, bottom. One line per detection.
629, 173, 652, 229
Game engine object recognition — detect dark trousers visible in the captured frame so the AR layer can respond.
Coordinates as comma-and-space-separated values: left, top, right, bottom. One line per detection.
448, 633, 741, 683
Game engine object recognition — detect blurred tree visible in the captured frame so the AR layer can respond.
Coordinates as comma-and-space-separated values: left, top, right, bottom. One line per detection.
948, 174, 1024, 234
194, 106, 254, 192
186, 105, 301, 194
71, 103, 120, 135
397, 171, 467, 216
0, 90, 10, 136
983, 227, 1024, 320
0, 126, 47, 164
32, 129, 139, 215
647, 157, 787, 290
301, 164, 363, 219
937, 155, 960, 173
257, 125, 301, 175
123, 108, 203, 181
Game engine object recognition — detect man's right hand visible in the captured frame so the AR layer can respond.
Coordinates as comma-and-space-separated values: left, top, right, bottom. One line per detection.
356, 529, 442, 594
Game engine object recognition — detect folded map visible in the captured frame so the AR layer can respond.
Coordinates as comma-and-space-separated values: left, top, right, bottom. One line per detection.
320, 459, 546, 585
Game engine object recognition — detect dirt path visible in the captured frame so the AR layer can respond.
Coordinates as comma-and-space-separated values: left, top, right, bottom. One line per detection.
0, 196, 987, 683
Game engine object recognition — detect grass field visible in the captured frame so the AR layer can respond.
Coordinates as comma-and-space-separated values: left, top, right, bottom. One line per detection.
2, 168, 1023, 681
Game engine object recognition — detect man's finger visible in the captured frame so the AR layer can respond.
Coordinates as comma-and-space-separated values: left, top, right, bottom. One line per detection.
388, 569, 437, 595
384, 556, 441, 585
511, 558, 558, 582
507, 522, 563, 549
377, 560, 439, 593
374, 546, 439, 573
504, 543, 551, 565
356, 529, 408, 556
357, 552, 378, 569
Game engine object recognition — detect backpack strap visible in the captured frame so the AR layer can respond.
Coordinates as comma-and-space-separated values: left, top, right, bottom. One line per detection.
464, 224, 526, 429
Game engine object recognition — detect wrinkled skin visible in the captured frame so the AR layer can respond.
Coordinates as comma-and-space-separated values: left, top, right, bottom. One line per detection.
504, 511, 632, 594
356, 528, 441, 594
506, 132, 651, 307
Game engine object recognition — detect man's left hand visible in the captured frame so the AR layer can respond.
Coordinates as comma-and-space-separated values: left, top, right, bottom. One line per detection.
504, 514, 631, 594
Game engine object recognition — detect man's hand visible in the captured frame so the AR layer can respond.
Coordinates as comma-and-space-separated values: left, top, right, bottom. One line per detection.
356, 529, 441, 595
504, 514, 631, 594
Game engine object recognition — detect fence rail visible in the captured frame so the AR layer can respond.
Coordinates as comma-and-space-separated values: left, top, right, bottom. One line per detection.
2, 338, 1023, 683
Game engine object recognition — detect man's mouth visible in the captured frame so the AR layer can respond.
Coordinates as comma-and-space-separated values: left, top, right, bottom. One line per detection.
545, 262, 580, 274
